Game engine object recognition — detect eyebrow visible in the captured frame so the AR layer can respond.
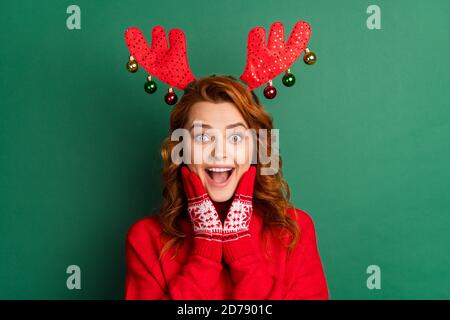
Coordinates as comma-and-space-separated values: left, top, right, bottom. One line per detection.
225, 122, 247, 129
190, 122, 212, 130
189, 122, 247, 130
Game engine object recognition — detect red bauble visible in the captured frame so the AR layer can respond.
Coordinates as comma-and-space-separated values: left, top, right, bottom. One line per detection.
164, 91, 178, 105
263, 85, 277, 99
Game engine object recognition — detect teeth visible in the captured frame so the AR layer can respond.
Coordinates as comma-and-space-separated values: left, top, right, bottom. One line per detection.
207, 167, 233, 172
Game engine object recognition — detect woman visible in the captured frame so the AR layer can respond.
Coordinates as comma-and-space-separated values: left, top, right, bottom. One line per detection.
124, 75, 329, 300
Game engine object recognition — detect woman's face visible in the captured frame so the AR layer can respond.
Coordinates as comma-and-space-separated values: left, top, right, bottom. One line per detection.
184, 101, 254, 202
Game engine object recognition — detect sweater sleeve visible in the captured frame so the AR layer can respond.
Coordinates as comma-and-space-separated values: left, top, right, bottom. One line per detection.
125, 218, 223, 300
222, 209, 329, 300
283, 210, 329, 299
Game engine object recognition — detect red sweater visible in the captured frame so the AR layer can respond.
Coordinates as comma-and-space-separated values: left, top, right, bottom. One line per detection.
125, 205, 329, 300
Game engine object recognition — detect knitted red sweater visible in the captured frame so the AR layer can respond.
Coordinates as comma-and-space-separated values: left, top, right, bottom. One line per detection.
125, 201, 329, 300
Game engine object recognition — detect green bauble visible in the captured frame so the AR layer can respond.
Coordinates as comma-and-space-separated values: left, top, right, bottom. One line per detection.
282, 72, 296, 87
144, 80, 157, 94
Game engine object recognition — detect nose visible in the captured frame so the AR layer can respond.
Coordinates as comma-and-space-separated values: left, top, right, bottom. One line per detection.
210, 135, 227, 160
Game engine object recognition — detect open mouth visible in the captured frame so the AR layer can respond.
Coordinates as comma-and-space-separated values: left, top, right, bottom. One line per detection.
205, 167, 234, 185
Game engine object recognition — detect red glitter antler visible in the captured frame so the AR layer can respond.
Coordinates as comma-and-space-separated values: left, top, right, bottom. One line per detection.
240, 21, 313, 96
125, 25, 196, 104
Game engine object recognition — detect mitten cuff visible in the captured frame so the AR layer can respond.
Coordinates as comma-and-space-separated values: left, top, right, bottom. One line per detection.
191, 236, 222, 262
223, 233, 255, 263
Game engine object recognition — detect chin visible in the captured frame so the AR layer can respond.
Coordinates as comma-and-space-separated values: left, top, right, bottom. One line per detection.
207, 189, 234, 202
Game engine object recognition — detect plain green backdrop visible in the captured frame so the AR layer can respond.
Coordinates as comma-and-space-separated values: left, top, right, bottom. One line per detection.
1, 0, 449, 299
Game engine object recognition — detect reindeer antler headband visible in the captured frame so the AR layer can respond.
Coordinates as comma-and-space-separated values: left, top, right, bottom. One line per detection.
125, 21, 316, 105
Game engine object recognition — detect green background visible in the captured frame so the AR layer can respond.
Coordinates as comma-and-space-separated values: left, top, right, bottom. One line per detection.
1, 0, 449, 299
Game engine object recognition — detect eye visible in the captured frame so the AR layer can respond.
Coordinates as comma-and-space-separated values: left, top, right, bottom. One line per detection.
228, 133, 243, 144
194, 133, 211, 143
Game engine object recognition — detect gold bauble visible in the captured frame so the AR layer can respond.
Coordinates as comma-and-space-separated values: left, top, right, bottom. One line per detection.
126, 58, 138, 73
303, 48, 317, 65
